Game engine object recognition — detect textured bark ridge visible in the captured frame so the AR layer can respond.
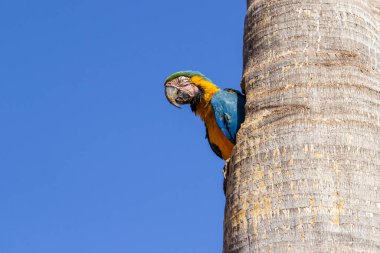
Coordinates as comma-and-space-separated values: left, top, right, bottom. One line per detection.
223, 1, 380, 252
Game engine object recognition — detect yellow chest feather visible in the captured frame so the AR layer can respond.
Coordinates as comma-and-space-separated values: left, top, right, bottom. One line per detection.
197, 103, 234, 160
205, 114, 234, 160
190, 76, 234, 160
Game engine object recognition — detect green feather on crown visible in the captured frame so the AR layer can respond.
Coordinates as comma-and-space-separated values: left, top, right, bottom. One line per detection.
165, 70, 211, 83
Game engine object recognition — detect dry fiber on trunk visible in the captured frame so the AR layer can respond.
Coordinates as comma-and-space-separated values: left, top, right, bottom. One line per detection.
223, 0, 380, 252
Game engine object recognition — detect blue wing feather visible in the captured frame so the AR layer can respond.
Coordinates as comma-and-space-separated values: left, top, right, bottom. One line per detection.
211, 89, 245, 144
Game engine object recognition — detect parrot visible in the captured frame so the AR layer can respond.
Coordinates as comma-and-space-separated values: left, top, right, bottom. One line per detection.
164, 71, 245, 161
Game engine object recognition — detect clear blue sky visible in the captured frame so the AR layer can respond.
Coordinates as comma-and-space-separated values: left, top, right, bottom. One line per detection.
0, 1, 245, 252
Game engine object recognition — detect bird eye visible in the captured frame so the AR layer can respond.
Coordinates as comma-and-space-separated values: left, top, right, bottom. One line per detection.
180, 92, 190, 100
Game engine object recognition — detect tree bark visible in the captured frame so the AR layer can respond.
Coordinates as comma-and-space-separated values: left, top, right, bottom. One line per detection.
223, 1, 380, 252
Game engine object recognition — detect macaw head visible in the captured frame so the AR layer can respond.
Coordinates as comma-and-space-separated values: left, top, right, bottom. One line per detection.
164, 71, 210, 108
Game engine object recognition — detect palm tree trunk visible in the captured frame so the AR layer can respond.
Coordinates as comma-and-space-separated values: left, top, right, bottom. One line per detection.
223, 1, 380, 252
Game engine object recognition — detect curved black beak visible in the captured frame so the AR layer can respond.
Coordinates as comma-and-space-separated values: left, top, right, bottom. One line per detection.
165, 86, 181, 108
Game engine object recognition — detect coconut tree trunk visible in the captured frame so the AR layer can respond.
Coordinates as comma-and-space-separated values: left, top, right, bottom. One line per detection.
223, 0, 380, 252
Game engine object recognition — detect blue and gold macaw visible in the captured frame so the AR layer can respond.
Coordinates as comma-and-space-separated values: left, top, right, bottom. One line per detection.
164, 71, 245, 160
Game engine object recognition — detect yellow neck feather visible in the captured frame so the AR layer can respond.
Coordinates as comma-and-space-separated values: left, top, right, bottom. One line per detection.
191, 76, 220, 121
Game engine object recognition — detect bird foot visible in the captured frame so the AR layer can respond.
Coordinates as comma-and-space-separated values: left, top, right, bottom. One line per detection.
223, 159, 230, 195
